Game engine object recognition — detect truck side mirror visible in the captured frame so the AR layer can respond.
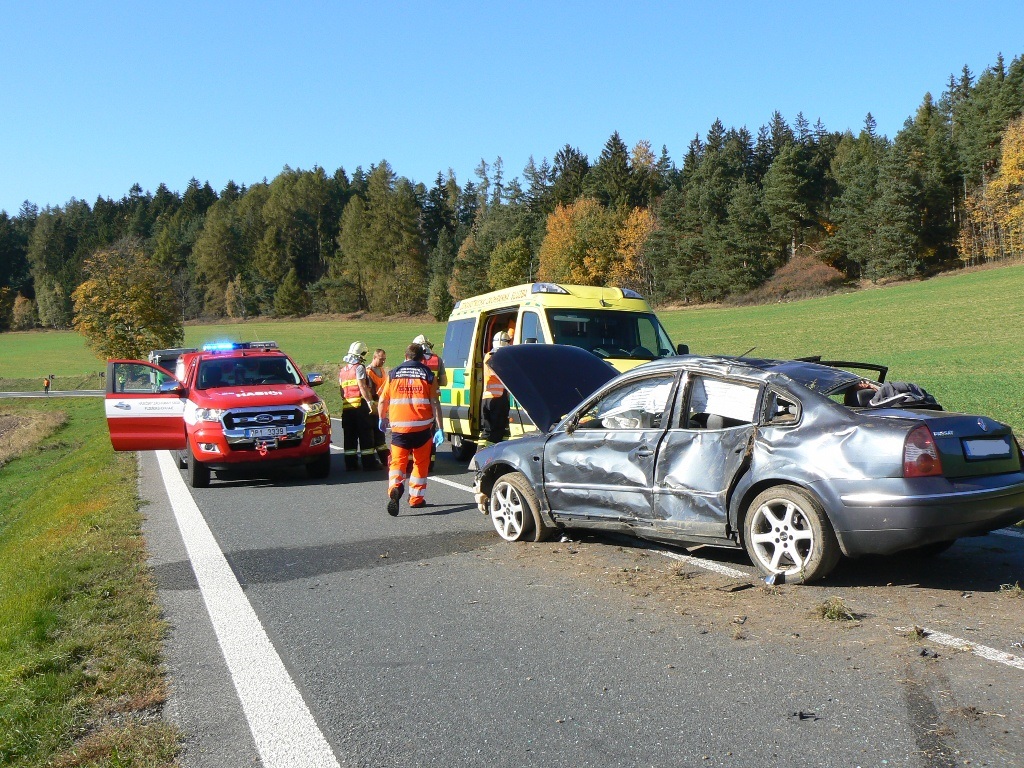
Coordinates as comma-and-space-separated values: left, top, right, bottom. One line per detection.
307, 372, 324, 387
676, 343, 689, 355
158, 380, 184, 395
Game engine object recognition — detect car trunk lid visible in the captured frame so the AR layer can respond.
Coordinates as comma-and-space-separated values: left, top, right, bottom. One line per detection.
872, 409, 1022, 478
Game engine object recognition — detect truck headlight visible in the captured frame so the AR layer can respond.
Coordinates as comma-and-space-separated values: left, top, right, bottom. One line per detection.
301, 400, 326, 417
196, 408, 225, 422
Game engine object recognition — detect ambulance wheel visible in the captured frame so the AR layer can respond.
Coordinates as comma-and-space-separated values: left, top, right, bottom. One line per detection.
450, 434, 476, 461
187, 445, 211, 488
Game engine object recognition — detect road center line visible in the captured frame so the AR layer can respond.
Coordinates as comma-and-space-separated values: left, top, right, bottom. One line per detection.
431, 475, 475, 492
155, 451, 340, 768
655, 548, 750, 578
895, 626, 1024, 671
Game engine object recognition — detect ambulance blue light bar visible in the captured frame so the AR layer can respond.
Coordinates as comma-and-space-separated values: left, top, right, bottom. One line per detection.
531, 283, 570, 295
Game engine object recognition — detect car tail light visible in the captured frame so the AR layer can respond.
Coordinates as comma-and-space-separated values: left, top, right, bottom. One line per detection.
903, 425, 943, 478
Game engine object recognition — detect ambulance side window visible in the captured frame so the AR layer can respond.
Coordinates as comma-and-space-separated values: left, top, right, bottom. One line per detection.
520, 311, 547, 344
442, 319, 475, 369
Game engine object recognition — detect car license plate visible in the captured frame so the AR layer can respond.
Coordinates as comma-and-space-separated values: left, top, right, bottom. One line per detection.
246, 426, 287, 439
962, 436, 1011, 460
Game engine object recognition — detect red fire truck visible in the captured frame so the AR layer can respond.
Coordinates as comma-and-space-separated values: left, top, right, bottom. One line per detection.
104, 341, 331, 487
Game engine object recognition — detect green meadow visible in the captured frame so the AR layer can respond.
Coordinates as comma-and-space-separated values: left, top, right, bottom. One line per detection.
1, 263, 1022, 430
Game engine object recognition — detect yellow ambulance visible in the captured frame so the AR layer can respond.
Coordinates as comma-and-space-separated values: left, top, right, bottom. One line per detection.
439, 282, 685, 458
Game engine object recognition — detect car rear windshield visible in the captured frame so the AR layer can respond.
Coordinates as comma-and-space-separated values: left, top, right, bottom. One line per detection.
196, 356, 301, 389
544, 310, 675, 360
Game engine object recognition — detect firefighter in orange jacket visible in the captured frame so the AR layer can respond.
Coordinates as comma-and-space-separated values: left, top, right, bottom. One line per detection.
378, 343, 443, 516
338, 341, 381, 471
365, 348, 389, 467
479, 331, 511, 448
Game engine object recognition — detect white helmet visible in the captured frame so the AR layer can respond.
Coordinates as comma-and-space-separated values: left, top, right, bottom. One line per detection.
348, 341, 367, 358
493, 331, 511, 349
412, 334, 433, 350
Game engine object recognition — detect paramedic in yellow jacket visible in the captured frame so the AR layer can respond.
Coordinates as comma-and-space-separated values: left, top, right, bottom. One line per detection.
479, 331, 511, 448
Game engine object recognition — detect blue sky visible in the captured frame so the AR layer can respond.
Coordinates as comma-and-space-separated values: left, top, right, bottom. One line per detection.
2, 1, 1022, 215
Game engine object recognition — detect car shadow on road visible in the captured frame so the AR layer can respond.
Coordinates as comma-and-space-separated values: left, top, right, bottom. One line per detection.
573, 529, 1023, 594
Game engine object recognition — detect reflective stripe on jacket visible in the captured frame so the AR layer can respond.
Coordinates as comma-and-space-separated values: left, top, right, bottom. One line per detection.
482, 352, 504, 399
338, 363, 364, 410
381, 361, 435, 433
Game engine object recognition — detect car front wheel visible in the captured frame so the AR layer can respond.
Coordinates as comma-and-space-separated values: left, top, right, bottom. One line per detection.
488, 472, 551, 543
306, 451, 331, 479
187, 444, 211, 489
743, 485, 840, 584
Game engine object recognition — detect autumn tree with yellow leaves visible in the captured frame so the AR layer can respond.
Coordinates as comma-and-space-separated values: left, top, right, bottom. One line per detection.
72, 238, 183, 359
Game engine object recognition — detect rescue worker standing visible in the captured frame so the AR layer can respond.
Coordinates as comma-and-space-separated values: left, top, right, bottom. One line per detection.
338, 341, 381, 471
479, 331, 511, 448
411, 334, 446, 471
43, 376, 50, 394
378, 344, 443, 516
365, 348, 390, 467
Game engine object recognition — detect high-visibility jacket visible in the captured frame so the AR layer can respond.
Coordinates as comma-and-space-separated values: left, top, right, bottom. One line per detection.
380, 360, 436, 433
338, 363, 365, 410
422, 352, 448, 387
366, 366, 386, 402
482, 352, 504, 399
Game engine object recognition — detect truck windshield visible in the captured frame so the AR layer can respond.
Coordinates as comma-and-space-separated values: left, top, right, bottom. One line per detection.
196, 357, 302, 389
544, 310, 675, 360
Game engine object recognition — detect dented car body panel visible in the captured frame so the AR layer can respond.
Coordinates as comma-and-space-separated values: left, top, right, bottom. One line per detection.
472, 347, 1024, 573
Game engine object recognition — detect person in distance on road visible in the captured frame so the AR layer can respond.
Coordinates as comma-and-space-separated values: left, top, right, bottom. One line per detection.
378, 343, 443, 516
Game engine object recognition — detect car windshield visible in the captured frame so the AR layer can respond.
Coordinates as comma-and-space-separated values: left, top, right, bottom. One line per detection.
544, 310, 675, 360
196, 356, 302, 389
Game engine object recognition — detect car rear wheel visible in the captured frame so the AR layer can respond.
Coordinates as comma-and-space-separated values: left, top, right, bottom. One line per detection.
450, 434, 476, 461
187, 444, 211, 489
489, 472, 551, 543
743, 485, 840, 584
306, 451, 331, 479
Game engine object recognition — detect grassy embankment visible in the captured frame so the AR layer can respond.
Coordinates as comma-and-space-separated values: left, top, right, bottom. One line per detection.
0, 399, 177, 767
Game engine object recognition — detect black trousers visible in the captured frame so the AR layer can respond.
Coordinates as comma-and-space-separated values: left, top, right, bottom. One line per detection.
479, 393, 510, 445
341, 405, 377, 469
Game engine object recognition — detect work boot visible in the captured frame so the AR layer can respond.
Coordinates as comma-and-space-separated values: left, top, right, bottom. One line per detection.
409, 498, 426, 509
387, 484, 404, 517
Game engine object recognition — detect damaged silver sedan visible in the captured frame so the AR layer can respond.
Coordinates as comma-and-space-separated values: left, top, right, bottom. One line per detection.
470, 345, 1024, 583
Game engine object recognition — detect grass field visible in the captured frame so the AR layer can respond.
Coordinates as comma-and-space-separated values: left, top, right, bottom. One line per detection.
0, 400, 177, 766
1, 263, 1022, 430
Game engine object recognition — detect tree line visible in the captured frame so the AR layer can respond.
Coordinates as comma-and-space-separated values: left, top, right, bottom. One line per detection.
1, 52, 1023, 335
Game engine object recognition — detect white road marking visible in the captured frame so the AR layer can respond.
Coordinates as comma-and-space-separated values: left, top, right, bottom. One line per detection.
656, 548, 750, 579
155, 451, 340, 768
430, 475, 474, 492
896, 626, 1024, 671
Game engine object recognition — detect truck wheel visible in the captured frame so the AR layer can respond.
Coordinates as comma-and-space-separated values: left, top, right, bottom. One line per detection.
176, 448, 188, 469
450, 434, 476, 461
187, 445, 211, 488
306, 452, 331, 479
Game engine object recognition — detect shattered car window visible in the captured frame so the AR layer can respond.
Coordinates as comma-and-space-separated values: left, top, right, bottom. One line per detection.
576, 375, 675, 431
683, 375, 760, 429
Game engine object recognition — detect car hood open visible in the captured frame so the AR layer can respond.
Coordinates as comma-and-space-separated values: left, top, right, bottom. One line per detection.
488, 344, 618, 432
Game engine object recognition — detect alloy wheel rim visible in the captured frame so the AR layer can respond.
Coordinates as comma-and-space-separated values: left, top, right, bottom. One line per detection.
750, 499, 815, 575
490, 483, 525, 540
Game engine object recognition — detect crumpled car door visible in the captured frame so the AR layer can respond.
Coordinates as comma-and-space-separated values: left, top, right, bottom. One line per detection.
543, 373, 677, 524
644, 374, 760, 537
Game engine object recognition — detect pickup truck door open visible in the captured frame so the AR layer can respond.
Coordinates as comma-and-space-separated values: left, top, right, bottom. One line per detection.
105, 360, 187, 451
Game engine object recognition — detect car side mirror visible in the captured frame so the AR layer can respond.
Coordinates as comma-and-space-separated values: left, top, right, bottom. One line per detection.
158, 380, 184, 395
307, 373, 324, 387
676, 343, 689, 355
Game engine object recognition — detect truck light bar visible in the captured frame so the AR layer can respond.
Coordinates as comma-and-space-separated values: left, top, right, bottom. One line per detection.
201, 341, 279, 352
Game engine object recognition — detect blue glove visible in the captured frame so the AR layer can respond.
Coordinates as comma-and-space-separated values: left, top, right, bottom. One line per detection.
379, 418, 390, 432
433, 428, 444, 447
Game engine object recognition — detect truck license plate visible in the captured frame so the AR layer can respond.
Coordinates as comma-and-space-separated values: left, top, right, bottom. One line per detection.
246, 426, 287, 439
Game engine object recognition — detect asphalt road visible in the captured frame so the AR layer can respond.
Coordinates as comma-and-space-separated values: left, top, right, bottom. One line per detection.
139, 432, 1024, 768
